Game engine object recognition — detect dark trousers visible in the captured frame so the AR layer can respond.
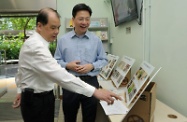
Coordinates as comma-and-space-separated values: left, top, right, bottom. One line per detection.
21, 89, 55, 122
63, 76, 99, 122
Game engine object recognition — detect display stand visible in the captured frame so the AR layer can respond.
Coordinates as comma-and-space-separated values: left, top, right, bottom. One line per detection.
98, 78, 187, 122
99, 62, 162, 119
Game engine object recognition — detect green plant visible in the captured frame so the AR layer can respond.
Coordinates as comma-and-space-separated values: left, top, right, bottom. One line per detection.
0, 33, 24, 60
0, 17, 56, 60
0, 17, 35, 61
49, 42, 57, 56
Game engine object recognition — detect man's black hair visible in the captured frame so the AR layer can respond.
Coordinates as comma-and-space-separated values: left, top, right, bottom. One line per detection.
72, 3, 92, 17
36, 8, 60, 26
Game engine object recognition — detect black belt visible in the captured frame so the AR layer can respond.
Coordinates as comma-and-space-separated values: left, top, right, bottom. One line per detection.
77, 75, 95, 78
78, 75, 94, 78
77, 75, 97, 80
34, 90, 53, 96
22, 88, 53, 96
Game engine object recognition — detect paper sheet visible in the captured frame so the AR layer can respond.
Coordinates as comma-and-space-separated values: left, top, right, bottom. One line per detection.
100, 100, 129, 115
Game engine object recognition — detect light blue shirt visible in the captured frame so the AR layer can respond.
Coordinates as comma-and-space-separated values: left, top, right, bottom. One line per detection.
54, 30, 108, 76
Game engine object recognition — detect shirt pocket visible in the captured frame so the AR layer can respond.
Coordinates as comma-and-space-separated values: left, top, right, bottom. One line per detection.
81, 48, 94, 64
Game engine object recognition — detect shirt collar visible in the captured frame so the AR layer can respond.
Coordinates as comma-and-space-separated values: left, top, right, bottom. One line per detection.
70, 29, 90, 39
35, 31, 50, 48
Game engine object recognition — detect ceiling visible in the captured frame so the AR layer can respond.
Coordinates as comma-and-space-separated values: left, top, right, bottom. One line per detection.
0, 0, 57, 17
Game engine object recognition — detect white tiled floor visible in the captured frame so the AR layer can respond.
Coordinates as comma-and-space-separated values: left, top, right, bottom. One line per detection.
0, 78, 23, 122
0, 78, 82, 122
57, 101, 82, 122
0, 78, 57, 122
0, 78, 16, 103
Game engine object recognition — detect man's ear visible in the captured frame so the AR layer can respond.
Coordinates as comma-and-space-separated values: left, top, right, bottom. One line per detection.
37, 22, 43, 32
37, 22, 42, 28
72, 17, 75, 27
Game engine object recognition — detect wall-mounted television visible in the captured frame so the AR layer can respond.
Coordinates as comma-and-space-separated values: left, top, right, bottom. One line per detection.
111, 0, 138, 26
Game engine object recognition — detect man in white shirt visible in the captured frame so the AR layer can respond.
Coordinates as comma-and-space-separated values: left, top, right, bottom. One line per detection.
12, 7, 121, 122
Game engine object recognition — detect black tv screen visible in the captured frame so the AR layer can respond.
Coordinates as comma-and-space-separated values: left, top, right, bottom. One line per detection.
111, 0, 138, 26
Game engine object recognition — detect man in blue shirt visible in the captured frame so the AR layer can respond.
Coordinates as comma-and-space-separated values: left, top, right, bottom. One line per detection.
54, 3, 108, 122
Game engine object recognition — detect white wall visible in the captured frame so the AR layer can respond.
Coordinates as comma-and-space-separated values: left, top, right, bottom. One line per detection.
150, 0, 187, 116
57, 0, 187, 117
110, 19, 144, 73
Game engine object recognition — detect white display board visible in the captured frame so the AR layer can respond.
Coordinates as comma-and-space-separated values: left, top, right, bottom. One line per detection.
111, 56, 135, 88
125, 61, 155, 106
100, 54, 119, 80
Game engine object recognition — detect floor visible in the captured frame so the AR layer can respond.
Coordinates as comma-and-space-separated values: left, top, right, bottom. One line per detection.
0, 63, 82, 122
0, 77, 82, 122
0, 78, 23, 122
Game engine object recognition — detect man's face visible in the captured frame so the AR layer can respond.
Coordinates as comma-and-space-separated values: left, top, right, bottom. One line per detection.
38, 12, 61, 42
73, 10, 91, 36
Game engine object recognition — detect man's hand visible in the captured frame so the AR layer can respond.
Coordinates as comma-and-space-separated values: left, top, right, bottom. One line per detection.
12, 93, 21, 109
93, 89, 122, 105
66, 61, 94, 74
76, 64, 94, 74
66, 61, 81, 72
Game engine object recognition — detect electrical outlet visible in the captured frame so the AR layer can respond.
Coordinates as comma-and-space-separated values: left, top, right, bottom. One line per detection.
126, 27, 131, 34
110, 38, 113, 44
104, 0, 110, 3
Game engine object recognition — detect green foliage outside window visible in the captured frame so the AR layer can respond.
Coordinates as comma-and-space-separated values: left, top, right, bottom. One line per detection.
0, 17, 36, 30
0, 33, 24, 60
0, 17, 36, 61
49, 42, 57, 56
0, 17, 57, 61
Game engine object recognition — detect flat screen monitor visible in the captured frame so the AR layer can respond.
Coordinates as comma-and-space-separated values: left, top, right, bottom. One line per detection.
111, 0, 138, 26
